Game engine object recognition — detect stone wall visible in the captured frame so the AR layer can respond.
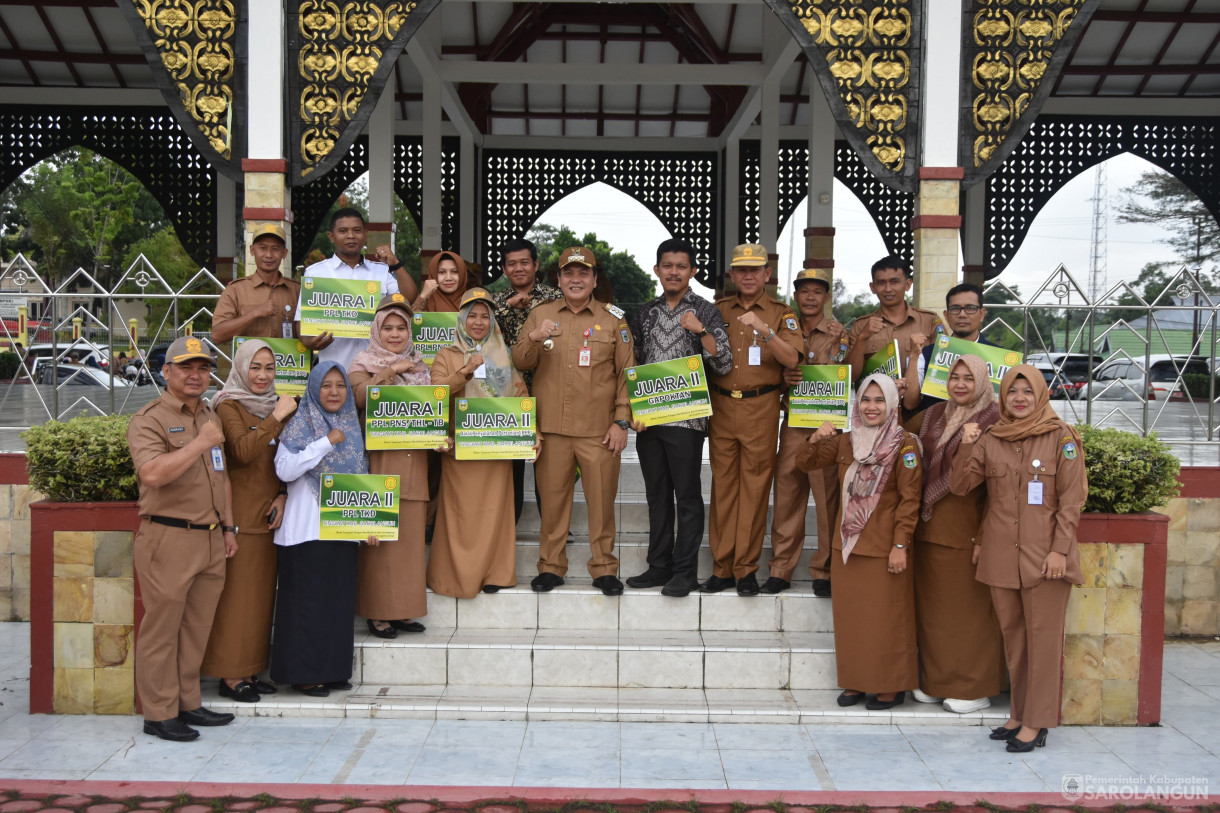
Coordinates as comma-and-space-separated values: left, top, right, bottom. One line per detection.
0, 455, 41, 620
1157, 490, 1220, 636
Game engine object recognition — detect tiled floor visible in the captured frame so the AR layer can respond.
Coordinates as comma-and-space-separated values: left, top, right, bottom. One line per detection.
2, 622, 1219, 791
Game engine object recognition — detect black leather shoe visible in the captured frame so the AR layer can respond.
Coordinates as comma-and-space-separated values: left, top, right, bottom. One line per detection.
293, 684, 330, 697
367, 619, 398, 639
698, 575, 736, 593
481, 584, 503, 593
759, 576, 790, 594
865, 691, 905, 710
592, 575, 625, 596
989, 724, 1021, 741
661, 573, 699, 597
144, 718, 199, 742
836, 690, 865, 707
218, 680, 260, 703
1006, 728, 1048, 752
736, 573, 760, 596
177, 707, 235, 726
390, 619, 426, 633
625, 567, 671, 589
248, 675, 277, 694
324, 680, 353, 690
812, 579, 832, 598
531, 572, 565, 592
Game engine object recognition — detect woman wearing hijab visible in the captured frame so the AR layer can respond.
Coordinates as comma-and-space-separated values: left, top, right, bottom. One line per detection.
905, 355, 1005, 714
349, 293, 431, 638
202, 340, 297, 702
951, 364, 1087, 752
796, 373, 922, 710
427, 288, 537, 597
414, 251, 470, 313
272, 361, 371, 697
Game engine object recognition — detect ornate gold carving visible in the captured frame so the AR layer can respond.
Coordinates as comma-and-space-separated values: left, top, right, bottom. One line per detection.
970, 0, 1088, 167
132, 0, 236, 160
297, 1, 417, 179
786, 0, 913, 174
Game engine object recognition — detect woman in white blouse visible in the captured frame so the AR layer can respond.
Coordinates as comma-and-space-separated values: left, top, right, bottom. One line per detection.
271, 361, 375, 697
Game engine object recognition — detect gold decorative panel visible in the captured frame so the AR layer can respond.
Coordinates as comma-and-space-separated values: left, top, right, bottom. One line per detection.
292, 1, 422, 182
127, 0, 240, 173
775, 0, 919, 192
962, 0, 1100, 182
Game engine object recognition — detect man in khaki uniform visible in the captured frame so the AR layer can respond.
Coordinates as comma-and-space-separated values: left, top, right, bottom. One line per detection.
128, 337, 238, 742
846, 255, 943, 382
512, 247, 636, 597
766, 267, 848, 596
212, 224, 301, 343
704, 244, 802, 595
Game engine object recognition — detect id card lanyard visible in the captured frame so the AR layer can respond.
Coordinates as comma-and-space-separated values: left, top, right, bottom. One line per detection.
578, 328, 592, 366
1027, 459, 1043, 505
281, 305, 294, 338
473, 343, 486, 379
748, 329, 761, 366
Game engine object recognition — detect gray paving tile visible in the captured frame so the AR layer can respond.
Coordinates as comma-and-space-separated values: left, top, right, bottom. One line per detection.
424, 720, 527, 749
194, 740, 323, 783
621, 722, 718, 751
713, 723, 814, 750
408, 745, 520, 785
523, 721, 620, 750
620, 747, 725, 782
0, 737, 127, 771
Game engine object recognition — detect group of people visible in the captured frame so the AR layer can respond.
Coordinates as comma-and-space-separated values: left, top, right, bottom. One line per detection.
128, 208, 1087, 756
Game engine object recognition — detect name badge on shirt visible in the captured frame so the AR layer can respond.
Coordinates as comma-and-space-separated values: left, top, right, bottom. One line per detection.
748, 345, 762, 366
1027, 480, 1043, 505
578, 347, 592, 367
210, 446, 225, 471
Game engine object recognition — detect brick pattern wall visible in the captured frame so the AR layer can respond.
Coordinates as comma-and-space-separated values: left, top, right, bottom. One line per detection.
1157, 496, 1220, 636
0, 483, 40, 621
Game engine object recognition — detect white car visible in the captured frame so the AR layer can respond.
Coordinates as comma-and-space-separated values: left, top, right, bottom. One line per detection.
24, 340, 111, 370
1075, 355, 1211, 401
33, 360, 132, 388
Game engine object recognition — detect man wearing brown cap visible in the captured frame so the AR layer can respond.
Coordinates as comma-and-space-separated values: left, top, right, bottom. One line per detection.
512, 247, 636, 597
704, 244, 802, 596
766, 267, 848, 597
212, 224, 302, 344
127, 336, 238, 741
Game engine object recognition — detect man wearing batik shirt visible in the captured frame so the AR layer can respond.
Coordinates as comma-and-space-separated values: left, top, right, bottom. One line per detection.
492, 237, 563, 523
626, 238, 732, 597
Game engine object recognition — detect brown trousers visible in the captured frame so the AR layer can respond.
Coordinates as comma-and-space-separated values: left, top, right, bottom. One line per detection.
134, 520, 226, 721
990, 579, 1072, 729
200, 530, 276, 678
708, 391, 781, 579
769, 420, 838, 581
536, 433, 620, 578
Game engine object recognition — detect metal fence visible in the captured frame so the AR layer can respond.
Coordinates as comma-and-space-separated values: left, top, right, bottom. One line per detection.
0, 255, 1217, 454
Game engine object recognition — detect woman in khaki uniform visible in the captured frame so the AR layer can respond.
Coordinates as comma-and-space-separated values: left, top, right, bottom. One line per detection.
428, 288, 537, 597
202, 339, 297, 702
349, 294, 431, 638
905, 354, 1005, 713
951, 364, 1087, 752
797, 373, 922, 710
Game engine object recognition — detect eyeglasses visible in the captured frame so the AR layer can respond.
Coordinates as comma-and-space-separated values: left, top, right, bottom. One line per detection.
946, 304, 982, 315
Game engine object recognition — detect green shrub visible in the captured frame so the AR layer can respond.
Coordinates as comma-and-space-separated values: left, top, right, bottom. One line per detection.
1078, 424, 1180, 514
23, 415, 138, 502
1182, 373, 1218, 399
0, 351, 19, 380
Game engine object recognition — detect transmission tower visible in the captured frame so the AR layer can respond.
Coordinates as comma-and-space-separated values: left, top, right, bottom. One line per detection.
1088, 164, 1108, 303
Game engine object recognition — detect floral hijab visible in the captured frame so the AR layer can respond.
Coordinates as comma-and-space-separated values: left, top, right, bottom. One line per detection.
839, 374, 907, 561
454, 290, 524, 398
212, 339, 278, 418
277, 361, 367, 497
348, 302, 430, 386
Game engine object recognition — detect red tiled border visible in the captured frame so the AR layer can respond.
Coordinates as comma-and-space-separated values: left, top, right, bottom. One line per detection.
918, 166, 965, 180
0, 781, 1206, 809
1177, 467, 1218, 499
0, 453, 28, 485
241, 159, 288, 173
910, 215, 962, 230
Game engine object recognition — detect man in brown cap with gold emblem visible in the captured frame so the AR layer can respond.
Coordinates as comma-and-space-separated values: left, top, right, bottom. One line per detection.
766, 267, 848, 597
212, 224, 301, 344
127, 336, 238, 741
512, 246, 636, 597
704, 244, 802, 596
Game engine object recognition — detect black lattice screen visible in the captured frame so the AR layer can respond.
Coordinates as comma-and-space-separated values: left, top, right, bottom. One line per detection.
481, 149, 720, 285
0, 106, 215, 268
292, 137, 370, 268
393, 136, 462, 255
985, 116, 1220, 277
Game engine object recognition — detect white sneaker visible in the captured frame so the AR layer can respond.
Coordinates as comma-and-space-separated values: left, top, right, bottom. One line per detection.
912, 688, 942, 704
943, 696, 991, 714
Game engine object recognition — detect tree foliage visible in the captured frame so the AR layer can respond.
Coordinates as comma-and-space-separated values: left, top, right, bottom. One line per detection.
23, 414, 139, 502
301, 178, 423, 286
831, 278, 876, 327
1118, 170, 1220, 272
123, 227, 208, 333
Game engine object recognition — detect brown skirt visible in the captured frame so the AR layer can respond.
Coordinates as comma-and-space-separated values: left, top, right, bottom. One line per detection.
428, 456, 518, 598
356, 500, 428, 620
201, 531, 276, 677
831, 550, 918, 693
914, 541, 1007, 699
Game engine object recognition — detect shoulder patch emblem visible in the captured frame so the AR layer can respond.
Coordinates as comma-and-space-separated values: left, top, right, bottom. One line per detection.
604, 303, 625, 319
785, 317, 798, 331
621, 328, 631, 343
1063, 442, 1077, 460
902, 451, 917, 468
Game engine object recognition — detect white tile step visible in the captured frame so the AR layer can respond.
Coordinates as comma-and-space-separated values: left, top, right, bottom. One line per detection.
512, 496, 820, 535
202, 682, 1013, 725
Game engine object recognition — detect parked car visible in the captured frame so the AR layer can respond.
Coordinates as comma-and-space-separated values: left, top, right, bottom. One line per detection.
24, 340, 110, 370
1027, 352, 1103, 399
33, 361, 133, 388
1075, 355, 1212, 401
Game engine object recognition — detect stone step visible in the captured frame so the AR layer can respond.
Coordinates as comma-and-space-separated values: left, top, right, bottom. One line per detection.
201, 681, 1012, 725
417, 584, 834, 632
512, 494, 821, 535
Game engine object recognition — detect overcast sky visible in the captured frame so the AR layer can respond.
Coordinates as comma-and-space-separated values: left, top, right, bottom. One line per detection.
535, 152, 1184, 303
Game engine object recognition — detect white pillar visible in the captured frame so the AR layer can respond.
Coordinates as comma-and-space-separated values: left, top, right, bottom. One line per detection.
247, 0, 284, 160
460, 133, 475, 261
759, 77, 780, 252
723, 136, 740, 293
962, 182, 987, 285
366, 89, 396, 254
422, 74, 442, 249
807, 80, 834, 230
920, 2, 962, 168
215, 173, 237, 279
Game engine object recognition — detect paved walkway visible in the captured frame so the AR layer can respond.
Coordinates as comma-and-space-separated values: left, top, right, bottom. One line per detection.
1, 623, 1217, 794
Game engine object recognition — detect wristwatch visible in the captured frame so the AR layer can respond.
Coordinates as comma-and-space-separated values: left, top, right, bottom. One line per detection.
694, 329, 708, 338
387, 261, 403, 271
222, 525, 239, 535
762, 329, 776, 342
614, 420, 630, 430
